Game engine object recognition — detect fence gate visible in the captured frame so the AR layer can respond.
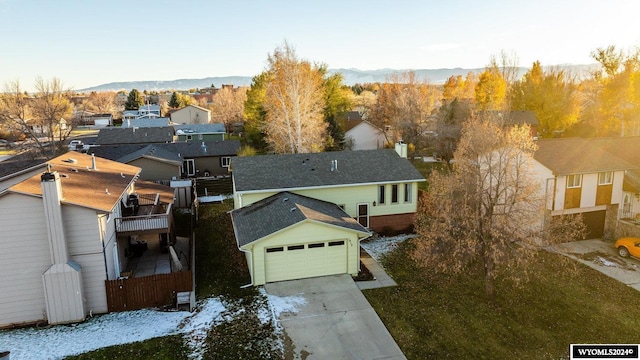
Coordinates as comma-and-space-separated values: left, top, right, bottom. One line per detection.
105, 271, 192, 312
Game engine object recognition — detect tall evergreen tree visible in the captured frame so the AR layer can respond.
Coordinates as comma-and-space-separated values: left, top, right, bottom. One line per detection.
125, 89, 144, 110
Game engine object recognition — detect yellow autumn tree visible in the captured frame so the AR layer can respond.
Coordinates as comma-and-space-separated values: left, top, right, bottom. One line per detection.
475, 65, 507, 111
263, 42, 326, 153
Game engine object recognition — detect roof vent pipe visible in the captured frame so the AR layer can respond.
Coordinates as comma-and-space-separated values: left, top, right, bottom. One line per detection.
91, 153, 98, 171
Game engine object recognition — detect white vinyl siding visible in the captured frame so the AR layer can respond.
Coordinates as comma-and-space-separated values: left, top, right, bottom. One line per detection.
0, 193, 50, 326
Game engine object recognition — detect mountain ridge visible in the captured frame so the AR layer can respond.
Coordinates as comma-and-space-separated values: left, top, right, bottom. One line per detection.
79, 64, 598, 92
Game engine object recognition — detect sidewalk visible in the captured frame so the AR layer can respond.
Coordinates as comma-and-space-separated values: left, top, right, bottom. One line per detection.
357, 247, 398, 290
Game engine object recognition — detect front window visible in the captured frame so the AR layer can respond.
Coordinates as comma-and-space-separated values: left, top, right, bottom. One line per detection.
391, 184, 398, 203
404, 183, 412, 203
598, 171, 613, 185
221, 156, 231, 168
183, 159, 195, 176
567, 174, 582, 188
378, 185, 385, 205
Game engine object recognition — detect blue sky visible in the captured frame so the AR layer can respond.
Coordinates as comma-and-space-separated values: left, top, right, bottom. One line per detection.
1, 0, 639, 91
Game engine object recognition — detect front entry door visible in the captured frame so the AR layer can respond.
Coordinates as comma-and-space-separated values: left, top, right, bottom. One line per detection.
357, 203, 369, 228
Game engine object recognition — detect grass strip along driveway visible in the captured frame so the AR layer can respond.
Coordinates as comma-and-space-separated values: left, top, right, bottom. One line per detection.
362, 239, 640, 359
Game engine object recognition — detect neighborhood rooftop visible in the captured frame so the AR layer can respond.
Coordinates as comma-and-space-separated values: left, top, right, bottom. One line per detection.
8, 152, 141, 212
231, 191, 370, 247
534, 137, 637, 175
232, 149, 425, 192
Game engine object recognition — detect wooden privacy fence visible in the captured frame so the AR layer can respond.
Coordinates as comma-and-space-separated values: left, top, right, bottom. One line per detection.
105, 271, 192, 312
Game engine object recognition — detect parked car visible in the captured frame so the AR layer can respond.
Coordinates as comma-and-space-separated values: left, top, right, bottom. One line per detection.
68, 140, 84, 151
615, 237, 640, 258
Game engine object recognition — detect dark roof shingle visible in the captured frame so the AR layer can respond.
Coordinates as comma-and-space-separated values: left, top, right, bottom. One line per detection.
232, 149, 425, 192
231, 191, 370, 247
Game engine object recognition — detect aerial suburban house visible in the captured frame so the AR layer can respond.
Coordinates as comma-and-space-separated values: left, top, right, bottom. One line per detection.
230, 191, 371, 285
170, 105, 212, 124
0, 152, 188, 328
123, 104, 162, 121
174, 123, 226, 142
532, 137, 636, 238
90, 140, 241, 181
95, 126, 175, 145
231, 144, 425, 234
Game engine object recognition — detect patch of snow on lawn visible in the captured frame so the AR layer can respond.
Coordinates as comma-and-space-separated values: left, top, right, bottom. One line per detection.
0, 297, 228, 360
361, 234, 417, 262
180, 297, 226, 360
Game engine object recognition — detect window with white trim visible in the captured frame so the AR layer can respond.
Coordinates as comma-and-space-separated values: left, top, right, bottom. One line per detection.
378, 185, 385, 205
404, 183, 412, 203
221, 156, 231, 168
567, 174, 582, 188
598, 171, 613, 185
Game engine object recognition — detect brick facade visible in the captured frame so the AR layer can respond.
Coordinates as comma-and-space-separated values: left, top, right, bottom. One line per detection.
369, 212, 415, 235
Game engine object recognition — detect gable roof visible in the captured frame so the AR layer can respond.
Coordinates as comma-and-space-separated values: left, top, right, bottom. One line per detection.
9, 152, 141, 212
172, 104, 211, 114
534, 138, 636, 175
174, 123, 225, 134
96, 126, 175, 145
231, 191, 370, 247
345, 120, 384, 135
591, 136, 640, 192
232, 149, 425, 192
117, 144, 183, 165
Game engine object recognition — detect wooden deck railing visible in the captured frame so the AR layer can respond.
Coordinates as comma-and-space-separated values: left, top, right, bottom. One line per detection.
116, 203, 172, 234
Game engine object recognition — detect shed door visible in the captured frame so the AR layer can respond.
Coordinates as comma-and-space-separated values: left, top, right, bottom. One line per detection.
265, 240, 348, 283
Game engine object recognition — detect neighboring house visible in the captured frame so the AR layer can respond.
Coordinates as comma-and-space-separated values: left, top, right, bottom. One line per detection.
73, 111, 113, 127
95, 126, 175, 145
343, 119, 387, 150
170, 105, 211, 125
121, 117, 172, 128
590, 137, 640, 229
123, 105, 162, 121
0, 152, 179, 328
532, 138, 636, 238
232, 144, 425, 233
230, 191, 370, 285
174, 123, 226, 142
90, 140, 241, 180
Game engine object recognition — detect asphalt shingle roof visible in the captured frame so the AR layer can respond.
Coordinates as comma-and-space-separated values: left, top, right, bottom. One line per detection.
232, 149, 425, 192
9, 152, 141, 212
534, 138, 636, 175
231, 191, 370, 247
95, 126, 175, 145
89, 140, 240, 163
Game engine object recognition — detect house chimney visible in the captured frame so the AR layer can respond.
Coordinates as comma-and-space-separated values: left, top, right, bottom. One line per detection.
395, 141, 408, 158
41, 171, 69, 264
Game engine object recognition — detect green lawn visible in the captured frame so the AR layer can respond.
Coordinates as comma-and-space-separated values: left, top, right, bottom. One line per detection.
67, 202, 282, 359
363, 240, 640, 359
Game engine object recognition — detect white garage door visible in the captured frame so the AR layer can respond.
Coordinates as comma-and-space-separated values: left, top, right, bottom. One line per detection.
265, 240, 348, 283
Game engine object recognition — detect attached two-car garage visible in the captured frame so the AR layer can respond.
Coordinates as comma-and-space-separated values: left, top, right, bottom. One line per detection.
265, 240, 348, 283
230, 192, 370, 286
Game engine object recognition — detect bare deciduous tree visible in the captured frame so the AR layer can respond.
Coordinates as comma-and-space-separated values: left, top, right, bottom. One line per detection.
263, 43, 326, 153
30, 77, 73, 155
413, 117, 584, 299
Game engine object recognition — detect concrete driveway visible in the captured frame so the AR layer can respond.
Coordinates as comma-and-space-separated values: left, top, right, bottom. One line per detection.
264, 274, 406, 360
551, 239, 640, 291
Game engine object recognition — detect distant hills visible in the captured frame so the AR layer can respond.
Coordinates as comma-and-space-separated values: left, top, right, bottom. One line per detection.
79, 64, 599, 92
